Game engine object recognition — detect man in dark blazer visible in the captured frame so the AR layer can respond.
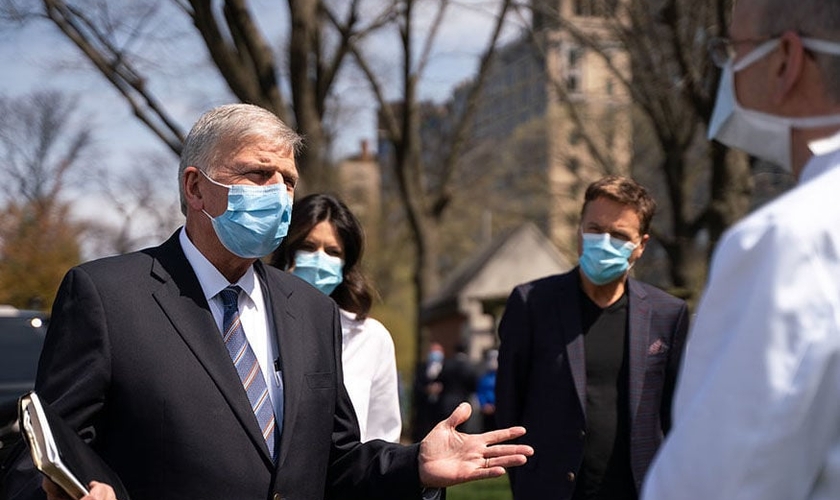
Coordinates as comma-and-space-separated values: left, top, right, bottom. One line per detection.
2, 104, 532, 500
496, 176, 688, 500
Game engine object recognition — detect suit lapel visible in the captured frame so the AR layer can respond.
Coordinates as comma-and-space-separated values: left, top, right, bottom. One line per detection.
627, 279, 651, 423
256, 262, 303, 469
558, 270, 587, 417
149, 233, 274, 465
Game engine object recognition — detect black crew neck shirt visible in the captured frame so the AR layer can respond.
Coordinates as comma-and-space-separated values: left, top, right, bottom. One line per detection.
572, 286, 636, 500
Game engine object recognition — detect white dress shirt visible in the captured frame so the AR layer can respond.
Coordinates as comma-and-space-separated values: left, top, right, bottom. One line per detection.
340, 309, 402, 443
642, 138, 840, 499
179, 229, 284, 420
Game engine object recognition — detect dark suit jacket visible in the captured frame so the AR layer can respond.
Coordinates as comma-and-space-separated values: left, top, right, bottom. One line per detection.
495, 268, 688, 500
4, 231, 422, 500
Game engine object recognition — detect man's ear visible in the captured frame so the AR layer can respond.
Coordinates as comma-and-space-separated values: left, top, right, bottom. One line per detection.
775, 31, 807, 105
635, 233, 650, 258
183, 166, 204, 211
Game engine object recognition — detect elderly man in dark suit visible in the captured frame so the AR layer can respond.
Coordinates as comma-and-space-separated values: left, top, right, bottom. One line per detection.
496, 175, 688, 500
2, 103, 532, 500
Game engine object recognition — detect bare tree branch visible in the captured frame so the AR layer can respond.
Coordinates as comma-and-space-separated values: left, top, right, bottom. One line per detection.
184, 0, 285, 115
433, 0, 514, 215
222, 0, 286, 111
42, 0, 186, 155
414, 0, 449, 77
524, 31, 617, 174
0, 90, 94, 209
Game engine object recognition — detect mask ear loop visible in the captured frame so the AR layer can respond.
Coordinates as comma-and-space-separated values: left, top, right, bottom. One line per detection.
732, 39, 781, 72
198, 168, 232, 189
801, 38, 840, 56
730, 37, 840, 73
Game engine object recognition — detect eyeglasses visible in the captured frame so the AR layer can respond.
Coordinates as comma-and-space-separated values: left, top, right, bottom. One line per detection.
707, 36, 776, 67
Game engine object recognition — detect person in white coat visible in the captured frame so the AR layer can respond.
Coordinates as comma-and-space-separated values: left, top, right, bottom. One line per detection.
642, 0, 840, 499
271, 193, 402, 442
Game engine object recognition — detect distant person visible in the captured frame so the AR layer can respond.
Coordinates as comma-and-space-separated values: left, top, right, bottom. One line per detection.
437, 342, 479, 431
476, 349, 498, 432
496, 175, 689, 500
270, 193, 401, 443
411, 342, 445, 442
642, 0, 840, 498
1, 103, 533, 500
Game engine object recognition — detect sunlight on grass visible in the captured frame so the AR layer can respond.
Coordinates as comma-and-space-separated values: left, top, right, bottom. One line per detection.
447, 475, 513, 500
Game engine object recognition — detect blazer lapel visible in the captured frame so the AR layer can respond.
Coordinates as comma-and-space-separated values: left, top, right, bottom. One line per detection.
558, 270, 587, 417
627, 279, 651, 423
149, 233, 274, 465
256, 262, 303, 469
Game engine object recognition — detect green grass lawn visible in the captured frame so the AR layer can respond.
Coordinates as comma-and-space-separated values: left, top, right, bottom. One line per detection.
446, 475, 512, 500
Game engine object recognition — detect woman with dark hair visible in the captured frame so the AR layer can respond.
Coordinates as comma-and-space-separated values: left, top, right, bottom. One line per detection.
271, 193, 401, 443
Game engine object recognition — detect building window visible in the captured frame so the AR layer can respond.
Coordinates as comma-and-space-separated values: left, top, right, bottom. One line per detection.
569, 128, 582, 145
569, 48, 583, 67
567, 47, 583, 93
567, 74, 579, 92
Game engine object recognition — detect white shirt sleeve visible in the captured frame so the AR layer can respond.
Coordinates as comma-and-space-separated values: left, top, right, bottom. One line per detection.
642, 190, 840, 500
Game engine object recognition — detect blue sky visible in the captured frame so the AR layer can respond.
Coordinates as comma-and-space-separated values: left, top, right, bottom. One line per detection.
0, 1, 521, 160
1, 21, 165, 159
0, 1, 522, 254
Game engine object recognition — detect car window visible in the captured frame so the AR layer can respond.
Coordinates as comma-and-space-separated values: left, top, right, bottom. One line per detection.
0, 314, 47, 405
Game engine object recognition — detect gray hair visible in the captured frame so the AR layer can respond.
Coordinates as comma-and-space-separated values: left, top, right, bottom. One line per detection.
178, 103, 303, 215
757, 0, 840, 102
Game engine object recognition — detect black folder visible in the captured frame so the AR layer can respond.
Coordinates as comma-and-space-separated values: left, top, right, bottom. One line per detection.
18, 392, 130, 500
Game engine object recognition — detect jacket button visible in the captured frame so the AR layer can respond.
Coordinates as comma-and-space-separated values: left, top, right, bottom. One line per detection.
579, 429, 586, 438
273, 494, 282, 500
567, 472, 576, 482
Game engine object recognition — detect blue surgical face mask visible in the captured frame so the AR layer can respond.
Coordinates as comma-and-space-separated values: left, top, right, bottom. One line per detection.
201, 170, 292, 258
579, 232, 638, 286
291, 250, 344, 296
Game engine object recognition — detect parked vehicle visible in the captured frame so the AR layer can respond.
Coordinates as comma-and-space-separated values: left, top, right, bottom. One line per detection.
0, 305, 48, 466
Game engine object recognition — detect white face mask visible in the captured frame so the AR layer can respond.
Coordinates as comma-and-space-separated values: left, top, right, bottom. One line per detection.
708, 38, 840, 173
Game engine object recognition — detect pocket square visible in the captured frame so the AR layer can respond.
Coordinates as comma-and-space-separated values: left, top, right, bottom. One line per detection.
648, 338, 669, 355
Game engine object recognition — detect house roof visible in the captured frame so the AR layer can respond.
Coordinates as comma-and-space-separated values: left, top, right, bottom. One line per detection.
420, 222, 572, 323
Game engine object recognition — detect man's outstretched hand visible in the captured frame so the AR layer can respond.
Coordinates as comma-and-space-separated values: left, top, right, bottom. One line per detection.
418, 402, 533, 488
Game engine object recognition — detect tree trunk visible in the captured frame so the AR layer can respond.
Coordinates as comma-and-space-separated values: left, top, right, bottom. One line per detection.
706, 141, 752, 253
288, 0, 328, 191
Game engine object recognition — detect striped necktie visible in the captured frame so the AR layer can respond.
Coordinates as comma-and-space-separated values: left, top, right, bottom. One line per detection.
219, 285, 276, 460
